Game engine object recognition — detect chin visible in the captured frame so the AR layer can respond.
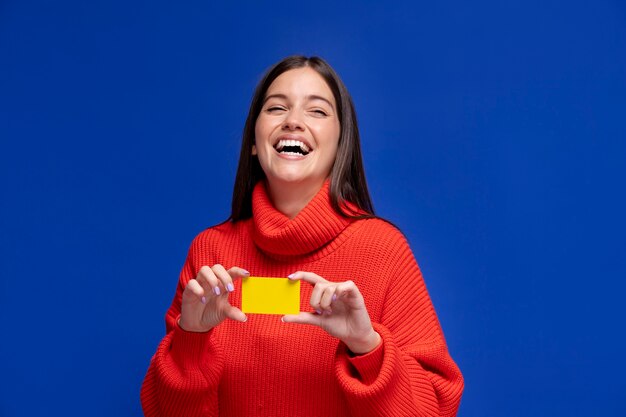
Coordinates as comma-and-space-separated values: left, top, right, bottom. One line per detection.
268, 172, 322, 187
270, 174, 307, 185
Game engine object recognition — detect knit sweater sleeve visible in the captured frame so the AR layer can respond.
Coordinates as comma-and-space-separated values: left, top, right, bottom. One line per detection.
334, 228, 464, 417
140, 237, 224, 417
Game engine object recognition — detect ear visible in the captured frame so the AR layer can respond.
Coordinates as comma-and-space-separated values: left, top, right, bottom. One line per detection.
251, 144, 257, 155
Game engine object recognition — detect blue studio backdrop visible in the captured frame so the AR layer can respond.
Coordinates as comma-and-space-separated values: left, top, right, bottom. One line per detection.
1, 1, 625, 416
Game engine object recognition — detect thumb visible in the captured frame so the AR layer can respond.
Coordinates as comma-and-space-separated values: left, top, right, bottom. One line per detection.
224, 305, 248, 323
281, 312, 321, 326
227, 266, 251, 279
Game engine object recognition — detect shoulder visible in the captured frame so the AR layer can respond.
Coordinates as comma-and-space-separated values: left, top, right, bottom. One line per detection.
188, 218, 251, 253
343, 216, 417, 263
353, 216, 411, 248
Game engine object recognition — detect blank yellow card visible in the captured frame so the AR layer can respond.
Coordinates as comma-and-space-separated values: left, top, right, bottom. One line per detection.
241, 277, 300, 315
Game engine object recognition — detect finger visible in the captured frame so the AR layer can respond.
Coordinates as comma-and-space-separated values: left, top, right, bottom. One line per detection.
212, 264, 236, 293
309, 282, 331, 314
227, 266, 250, 280
223, 305, 248, 323
184, 279, 206, 304
288, 271, 327, 286
335, 280, 365, 307
197, 265, 222, 296
281, 312, 322, 326
319, 285, 337, 312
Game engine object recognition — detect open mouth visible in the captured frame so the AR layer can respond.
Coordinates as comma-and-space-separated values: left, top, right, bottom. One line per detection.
273, 139, 311, 156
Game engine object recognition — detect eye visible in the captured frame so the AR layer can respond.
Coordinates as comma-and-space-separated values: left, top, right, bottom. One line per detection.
311, 109, 328, 117
266, 106, 286, 113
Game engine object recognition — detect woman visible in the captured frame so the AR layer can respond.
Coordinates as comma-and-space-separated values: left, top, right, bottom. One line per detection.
141, 56, 464, 416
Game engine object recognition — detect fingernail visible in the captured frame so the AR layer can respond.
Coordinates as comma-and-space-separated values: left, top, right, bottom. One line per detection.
227, 283, 235, 292
332, 294, 337, 302
242, 316, 248, 322
315, 309, 322, 315
280, 316, 285, 323
214, 287, 221, 296
201, 296, 207, 304
288, 273, 296, 279
242, 269, 250, 276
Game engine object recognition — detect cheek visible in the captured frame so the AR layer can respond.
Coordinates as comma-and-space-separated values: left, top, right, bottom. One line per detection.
314, 121, 340, 144
329, 120, 341, 144
255, 116, 278, 144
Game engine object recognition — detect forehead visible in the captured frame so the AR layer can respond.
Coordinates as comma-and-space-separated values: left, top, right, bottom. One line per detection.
265, 67, 335, 105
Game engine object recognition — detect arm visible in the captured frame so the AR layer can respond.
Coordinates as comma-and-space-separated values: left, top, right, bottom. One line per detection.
334, 240, 464, 417
141, 243, 247, 417
140, 324, 224, 417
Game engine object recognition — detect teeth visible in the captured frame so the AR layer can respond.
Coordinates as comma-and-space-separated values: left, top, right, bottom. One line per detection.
275, 139, 310, 153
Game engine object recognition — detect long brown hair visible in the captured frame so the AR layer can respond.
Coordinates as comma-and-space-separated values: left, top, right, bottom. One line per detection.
230, 55, 374, 221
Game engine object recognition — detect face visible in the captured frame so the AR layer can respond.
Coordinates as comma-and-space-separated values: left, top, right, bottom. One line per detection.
253, 67, 340, 191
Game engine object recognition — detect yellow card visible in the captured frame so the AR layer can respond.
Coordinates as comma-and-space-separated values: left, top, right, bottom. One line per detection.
241, 277, 300, 315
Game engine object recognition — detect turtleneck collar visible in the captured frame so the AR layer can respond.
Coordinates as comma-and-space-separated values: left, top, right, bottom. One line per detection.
251, 180, 354, 257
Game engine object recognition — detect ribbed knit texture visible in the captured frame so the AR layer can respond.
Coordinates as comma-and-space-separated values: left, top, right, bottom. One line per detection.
141, 180, 464, 416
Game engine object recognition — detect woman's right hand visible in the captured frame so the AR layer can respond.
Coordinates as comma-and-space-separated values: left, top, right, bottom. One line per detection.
178, 265, 250, 332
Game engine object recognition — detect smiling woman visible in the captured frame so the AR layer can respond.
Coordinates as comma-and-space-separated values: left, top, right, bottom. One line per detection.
252, 67, 341, 218
231, 56, 373, 222
140, 56, 464, 417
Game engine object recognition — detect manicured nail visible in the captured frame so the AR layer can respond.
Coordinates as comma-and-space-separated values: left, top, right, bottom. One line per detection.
241, 269, 250, 276
227, 283, 235, 292
242, 316, 248, 322
280, 316, 285, 323
288, 273, 296, 279
214, 287, 221, 296
315, 309, 322, 315
201, 296, 207, 304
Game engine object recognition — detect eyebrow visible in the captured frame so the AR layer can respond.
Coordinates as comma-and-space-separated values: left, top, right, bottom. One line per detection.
263, 93, 335, 109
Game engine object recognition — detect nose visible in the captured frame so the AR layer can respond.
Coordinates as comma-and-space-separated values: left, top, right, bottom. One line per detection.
282, 111, 304, 131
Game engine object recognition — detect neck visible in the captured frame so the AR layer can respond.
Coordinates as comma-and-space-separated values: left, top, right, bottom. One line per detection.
266, 178, 326, 219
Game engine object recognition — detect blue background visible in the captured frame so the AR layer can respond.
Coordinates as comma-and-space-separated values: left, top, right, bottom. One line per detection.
1, 1, 625, 416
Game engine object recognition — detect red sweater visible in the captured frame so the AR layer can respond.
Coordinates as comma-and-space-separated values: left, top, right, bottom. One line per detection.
141, 181, 464, 416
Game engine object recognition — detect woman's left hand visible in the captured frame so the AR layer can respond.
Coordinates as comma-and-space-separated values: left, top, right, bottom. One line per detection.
282, 271, 381, 354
